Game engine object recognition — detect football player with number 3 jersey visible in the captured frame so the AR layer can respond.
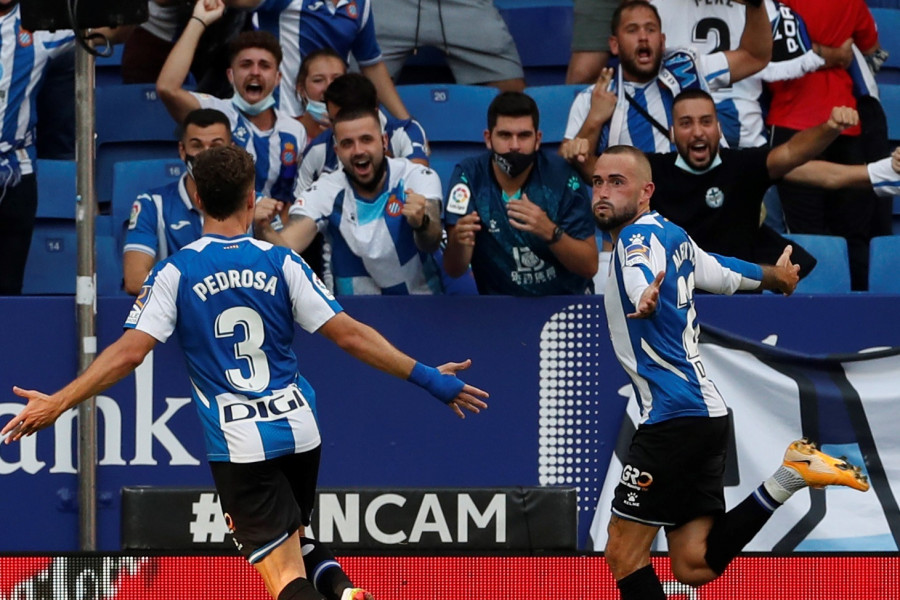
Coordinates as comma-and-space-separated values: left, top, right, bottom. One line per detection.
1, 146, 488, 600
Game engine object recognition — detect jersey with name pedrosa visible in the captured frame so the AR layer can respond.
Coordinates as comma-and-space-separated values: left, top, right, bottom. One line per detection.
605, 212, 763, 425
124, 234, 343, 463
193, 94, 307, 202
291, 157, 443, 295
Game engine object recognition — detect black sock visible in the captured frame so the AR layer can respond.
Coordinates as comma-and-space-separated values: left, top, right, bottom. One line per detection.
300, 536, 353, 600
704, 485, 780, 575
277, 577, 325, 600
616, 564, 667, 600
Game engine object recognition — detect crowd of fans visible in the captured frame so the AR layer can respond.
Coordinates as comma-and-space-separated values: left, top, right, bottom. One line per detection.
3, 0, 900, 296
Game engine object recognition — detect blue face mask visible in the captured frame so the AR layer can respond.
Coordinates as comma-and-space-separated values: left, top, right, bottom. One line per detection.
304, 98, 330, 125
231, 88, 276, 116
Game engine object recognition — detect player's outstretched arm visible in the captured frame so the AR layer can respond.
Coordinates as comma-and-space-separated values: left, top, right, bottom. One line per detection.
627, 271, 664, 319
2, 330, 157, 444
317, 313, 488, 418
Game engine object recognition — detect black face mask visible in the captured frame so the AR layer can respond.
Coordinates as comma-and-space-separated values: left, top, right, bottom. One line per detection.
492, 150, 536, 178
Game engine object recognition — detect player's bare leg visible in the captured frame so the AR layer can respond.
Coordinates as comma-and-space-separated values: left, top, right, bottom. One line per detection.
605, 515, 666, 600
254, 529, 325, 600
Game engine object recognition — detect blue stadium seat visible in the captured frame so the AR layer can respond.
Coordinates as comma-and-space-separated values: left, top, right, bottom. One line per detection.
96, 44, 124, 86
880, 83, 900, 142
35, 159, 76, 220
22, 222, 122, 295
110, 158, 186, 248
784, 233, 852, 294
870, 9, 900, 71
397, 84, 499, 143
95, 84, 180, 205
868, 235, 900, 292
525, 84, 586, 144
496, 1, 573, 86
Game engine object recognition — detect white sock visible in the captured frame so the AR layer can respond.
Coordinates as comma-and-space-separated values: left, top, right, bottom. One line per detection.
764, 466, 807, 504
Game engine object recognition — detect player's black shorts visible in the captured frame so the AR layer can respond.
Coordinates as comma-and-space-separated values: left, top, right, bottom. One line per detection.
209, 445, 321, 564
612, 415, 730, 530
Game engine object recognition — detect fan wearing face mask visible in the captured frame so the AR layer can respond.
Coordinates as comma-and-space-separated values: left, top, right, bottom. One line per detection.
122, 109, 232, 295
442, 92, 599, 296
157, 0, 308, 208
294, 47, 347, 145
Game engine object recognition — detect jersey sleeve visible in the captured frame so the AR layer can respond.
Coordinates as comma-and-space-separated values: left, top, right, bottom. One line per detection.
296, 138, 328, 195
563, 86, 593, 140
556, 168, 596, 241
290, 178, 337, 233
404, 162, 443, 202
123, 261, 181, 342
868, 156, 900, 197
695, 244, 763, 294
351, 0, 383, 66
123, 193, 160, 257
389, 118, 430, 162
40, 30, 76, 59
700, 51, 731, 91
616, 225, 667, 309
281, 251, 343, 332
443, 163, 475, 226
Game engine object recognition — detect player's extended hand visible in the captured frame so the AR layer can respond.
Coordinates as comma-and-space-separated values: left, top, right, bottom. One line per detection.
449, 211, 481, 247
892, 147, 900, 173
587, 68, 617, 125
826, 106, 859, 132
1, 387, 63, 444
559, 137, 591, 164
627, 271, 664, 319
402, 189, 428, 229
774, 245, 800, 296
193, 0, 226, 27
507, 193, 553, 239
437, 359, 489, 419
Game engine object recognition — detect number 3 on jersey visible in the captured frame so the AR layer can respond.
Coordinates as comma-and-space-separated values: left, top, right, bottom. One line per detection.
215, 306, 271, 392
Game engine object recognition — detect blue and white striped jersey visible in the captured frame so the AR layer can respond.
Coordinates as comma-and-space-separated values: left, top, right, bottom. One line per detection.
296, 111, 429, 194
652, 0, 823, 148
564, 48, 730, 154
123, 174, 203, 260
605, 212, 763, 425
290, 157, 442, 295
124, 234, 342, 463
193, 94, 308, 202
0, 7, 74, 177
255, 0, 382, 117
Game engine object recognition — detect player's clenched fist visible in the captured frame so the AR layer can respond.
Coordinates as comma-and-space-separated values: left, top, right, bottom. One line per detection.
450, 211, 481, 247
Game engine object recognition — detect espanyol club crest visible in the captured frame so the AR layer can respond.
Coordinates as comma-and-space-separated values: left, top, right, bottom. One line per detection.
385, 194, 403, 217
705, 187, 724, 208
281, 142, 296, 165
346, 1, 359, 18
18, 30, 33, 47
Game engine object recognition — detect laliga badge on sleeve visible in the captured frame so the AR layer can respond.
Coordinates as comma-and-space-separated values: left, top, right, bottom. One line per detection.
128, 200, 141, 230
447, 183, 471, 215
